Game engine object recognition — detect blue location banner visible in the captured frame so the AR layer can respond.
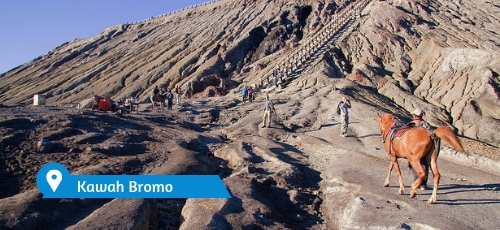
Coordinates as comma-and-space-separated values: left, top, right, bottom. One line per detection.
36, 163, 231, 199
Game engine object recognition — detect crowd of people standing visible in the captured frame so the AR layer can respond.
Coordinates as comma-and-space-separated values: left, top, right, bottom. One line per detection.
241, 85, 256, 103
150, 85, 182, 110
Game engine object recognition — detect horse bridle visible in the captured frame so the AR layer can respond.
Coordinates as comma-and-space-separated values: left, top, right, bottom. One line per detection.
380, 120, 396, 143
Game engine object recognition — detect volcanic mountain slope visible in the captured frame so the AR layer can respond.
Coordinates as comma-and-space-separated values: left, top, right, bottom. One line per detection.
0, 0, 343, 105
0, 0, 498, 147
339, 0, 500, 147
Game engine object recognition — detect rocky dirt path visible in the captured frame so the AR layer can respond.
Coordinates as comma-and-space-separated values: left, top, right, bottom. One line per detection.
183, 76, 500, 229
294, 100, 500, 229
0, 76, 499, 229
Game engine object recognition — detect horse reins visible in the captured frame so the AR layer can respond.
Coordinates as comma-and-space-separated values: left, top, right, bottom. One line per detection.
380, 121, 396, 143
380, 120, 398, 160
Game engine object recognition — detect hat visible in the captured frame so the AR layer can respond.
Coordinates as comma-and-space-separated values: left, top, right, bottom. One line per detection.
412, 108, 424, 117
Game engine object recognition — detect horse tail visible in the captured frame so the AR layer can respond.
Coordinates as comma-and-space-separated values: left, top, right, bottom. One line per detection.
434, 126, 465, 152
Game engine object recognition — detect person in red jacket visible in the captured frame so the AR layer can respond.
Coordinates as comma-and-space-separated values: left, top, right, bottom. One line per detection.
176, 85, 182, 105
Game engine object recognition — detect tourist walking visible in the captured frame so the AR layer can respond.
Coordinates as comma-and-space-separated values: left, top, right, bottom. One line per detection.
261, 94, 276, 128
241, 85, 248, 103
166, 89, 174, 110
273, 68, 279, 77
338, 96, 351, 137
176, 85, 182, 105
248, 87, 254, 102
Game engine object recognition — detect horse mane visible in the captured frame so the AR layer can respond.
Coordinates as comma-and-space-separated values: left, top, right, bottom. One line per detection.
380, 113, 394, 125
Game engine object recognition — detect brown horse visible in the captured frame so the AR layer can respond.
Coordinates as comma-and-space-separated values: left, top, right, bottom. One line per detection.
378, 113, 465, 204
151, 94, 166, 112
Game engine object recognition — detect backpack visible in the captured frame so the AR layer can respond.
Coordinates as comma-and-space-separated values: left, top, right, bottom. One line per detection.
336, 101, 342, 115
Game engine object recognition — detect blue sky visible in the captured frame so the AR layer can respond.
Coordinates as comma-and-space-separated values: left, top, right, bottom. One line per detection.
0, 0, 208, 74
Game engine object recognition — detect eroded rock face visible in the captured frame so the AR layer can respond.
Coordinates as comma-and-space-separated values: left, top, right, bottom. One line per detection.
185, 74, 236, 98
336, 0, 500, 146
0, 2, 498, 141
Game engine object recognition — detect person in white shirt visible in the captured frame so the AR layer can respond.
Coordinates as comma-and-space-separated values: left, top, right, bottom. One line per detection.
261, 94, 276, 128
338, 96, 351, 137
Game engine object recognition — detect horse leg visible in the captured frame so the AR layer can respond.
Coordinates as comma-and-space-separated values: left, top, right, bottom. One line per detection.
393, 159, 405, 195
408, 159, 426, 198
428, 151, 440, 204
384, 161, 393, 187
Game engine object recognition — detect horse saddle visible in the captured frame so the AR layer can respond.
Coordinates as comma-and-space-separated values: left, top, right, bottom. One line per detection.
389, 122, 435, 142
152, 95, 164, 101
389, 126, 411, 142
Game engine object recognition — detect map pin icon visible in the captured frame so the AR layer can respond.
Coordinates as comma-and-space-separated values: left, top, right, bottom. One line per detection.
46, 170, 62, 192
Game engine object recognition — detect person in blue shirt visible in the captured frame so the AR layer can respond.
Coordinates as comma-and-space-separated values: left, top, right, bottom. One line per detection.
166, 89, 174, 110
241, 85, 248, 103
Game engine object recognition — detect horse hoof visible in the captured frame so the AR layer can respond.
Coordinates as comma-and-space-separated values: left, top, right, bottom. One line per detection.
427, 198, 436, 204
398, 190, 404, 195
383, 183, 389, 187
410, 191, 417, 198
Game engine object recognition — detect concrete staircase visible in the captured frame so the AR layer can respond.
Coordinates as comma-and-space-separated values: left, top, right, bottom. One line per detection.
260, 0, 371, 92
